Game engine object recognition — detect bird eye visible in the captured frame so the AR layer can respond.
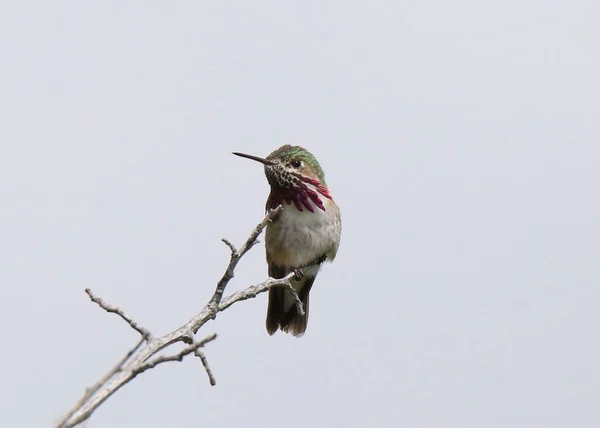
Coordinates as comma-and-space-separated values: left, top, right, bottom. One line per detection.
291, 160, 302, 168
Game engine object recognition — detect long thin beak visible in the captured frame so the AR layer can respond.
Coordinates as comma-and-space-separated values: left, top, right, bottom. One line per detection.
232, 152, 276, 165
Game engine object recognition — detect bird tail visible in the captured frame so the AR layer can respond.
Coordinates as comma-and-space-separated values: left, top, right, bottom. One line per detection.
266, 287, 310, 337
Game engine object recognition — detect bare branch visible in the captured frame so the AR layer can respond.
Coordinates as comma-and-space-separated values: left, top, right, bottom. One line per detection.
84, 289, 152, 340
57, 206, 294, 428
194, 348, 216, 386
55, 335, 146, 428
133, 334, 217, 375
221, 238, 237, 254
95, 335, 147, 392
208, 205, 283, 310
221, 238, 238, 255
217, 272, 303, 316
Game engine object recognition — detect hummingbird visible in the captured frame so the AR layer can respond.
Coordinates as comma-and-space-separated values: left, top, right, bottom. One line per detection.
233, 145, 342, 337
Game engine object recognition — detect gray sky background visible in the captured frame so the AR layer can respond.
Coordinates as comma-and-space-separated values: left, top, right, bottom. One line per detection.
1, 1, 599, 427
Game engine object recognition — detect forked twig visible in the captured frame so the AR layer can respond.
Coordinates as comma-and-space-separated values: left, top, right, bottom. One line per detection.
57, 206, 301, 428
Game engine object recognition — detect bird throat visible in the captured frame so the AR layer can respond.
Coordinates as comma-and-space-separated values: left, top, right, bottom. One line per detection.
265, 170, 333, 213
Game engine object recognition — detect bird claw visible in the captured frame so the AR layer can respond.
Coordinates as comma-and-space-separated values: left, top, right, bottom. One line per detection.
293, 268, 304, 280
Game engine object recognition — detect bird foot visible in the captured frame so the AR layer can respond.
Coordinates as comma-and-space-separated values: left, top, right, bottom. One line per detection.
293, 268, 304, 280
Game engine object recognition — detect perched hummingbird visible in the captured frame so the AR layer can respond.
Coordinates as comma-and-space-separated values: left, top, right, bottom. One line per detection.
233, 145, 342, 337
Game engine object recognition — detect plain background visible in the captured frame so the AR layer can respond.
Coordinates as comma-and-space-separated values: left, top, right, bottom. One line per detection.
1, 2, 599, 427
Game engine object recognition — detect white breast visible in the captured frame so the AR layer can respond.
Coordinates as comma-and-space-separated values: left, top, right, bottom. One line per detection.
266, 196, 341, 268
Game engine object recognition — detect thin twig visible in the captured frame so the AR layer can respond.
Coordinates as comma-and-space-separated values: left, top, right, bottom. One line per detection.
218, 272, 304, 316
221, 238, 238, 255
194, 349, 216, 386
84, 289, 152, 340
134, 334, 217, 374
208, 205, 284, 310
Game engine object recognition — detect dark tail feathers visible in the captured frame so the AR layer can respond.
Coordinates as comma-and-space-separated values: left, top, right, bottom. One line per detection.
265, 287, 310, 337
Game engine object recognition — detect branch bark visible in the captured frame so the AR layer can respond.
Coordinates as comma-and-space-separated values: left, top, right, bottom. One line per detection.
56, 206, 302, 428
